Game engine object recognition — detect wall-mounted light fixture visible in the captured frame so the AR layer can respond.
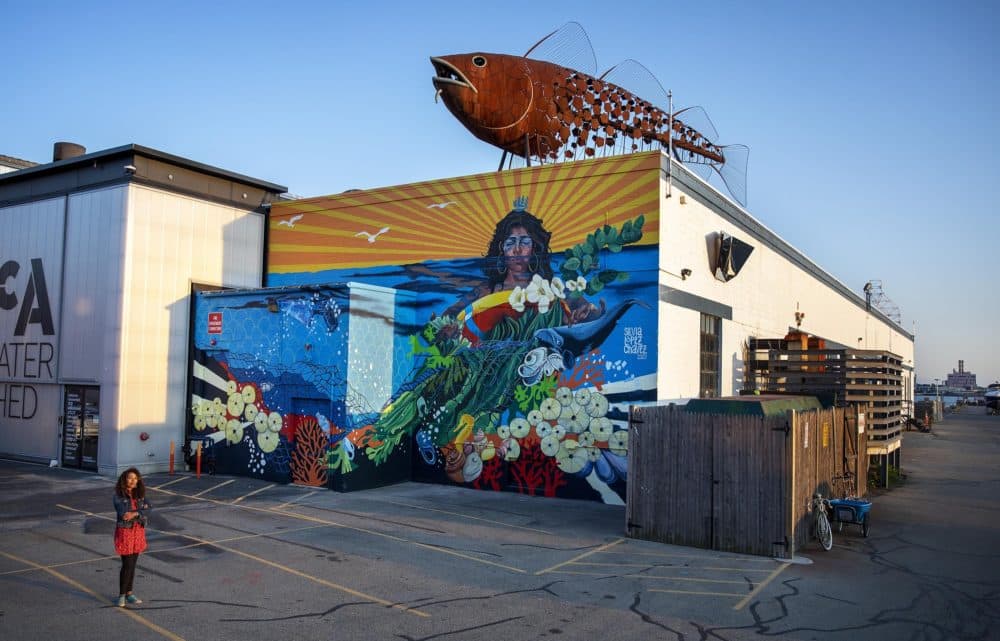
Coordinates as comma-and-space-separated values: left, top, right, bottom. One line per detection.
123, 164, 137, 175
679, 195, 687, 205
681, 268, 692, 280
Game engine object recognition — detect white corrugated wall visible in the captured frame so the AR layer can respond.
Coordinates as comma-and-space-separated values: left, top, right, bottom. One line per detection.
111, 185, 264, 475
656, 163, 914, 400
0, 197, 66, 461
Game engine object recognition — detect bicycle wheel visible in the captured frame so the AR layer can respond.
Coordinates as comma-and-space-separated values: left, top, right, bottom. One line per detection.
817, 510, 833, 550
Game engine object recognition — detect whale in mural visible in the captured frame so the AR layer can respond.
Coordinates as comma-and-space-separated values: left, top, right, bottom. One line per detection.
534, 298, 648, 366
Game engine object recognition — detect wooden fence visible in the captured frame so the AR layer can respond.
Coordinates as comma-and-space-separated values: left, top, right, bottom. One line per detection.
626, 405, 868, 558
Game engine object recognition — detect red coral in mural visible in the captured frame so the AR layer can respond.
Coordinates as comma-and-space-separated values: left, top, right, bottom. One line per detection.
508, 435, 567, 497
472, 455, 505, 491
290, 417, 327, 486
559, 350, 605, 390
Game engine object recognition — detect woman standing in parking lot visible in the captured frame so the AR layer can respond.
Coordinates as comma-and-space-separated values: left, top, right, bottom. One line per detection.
112, 467, 150, 607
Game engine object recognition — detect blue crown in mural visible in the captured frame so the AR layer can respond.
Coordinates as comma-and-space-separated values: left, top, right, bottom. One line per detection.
512, 195, 528, 212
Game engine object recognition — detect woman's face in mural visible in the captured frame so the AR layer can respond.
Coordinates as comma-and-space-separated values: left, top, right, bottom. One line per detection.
503, 225, 533, 280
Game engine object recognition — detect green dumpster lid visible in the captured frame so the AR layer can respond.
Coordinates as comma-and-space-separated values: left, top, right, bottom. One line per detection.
683, 395, 822, 417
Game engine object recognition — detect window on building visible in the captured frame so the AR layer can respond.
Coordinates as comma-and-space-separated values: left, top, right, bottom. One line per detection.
700, 313, 721, 398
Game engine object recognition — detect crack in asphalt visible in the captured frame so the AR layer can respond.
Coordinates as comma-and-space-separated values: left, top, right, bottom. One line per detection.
393, 615, 525, 641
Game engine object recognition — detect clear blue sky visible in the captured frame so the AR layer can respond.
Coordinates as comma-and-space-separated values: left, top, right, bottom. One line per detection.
5, 1, 998, 384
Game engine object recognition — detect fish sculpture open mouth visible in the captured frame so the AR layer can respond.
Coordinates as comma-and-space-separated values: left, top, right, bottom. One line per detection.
430, 56, 477, 96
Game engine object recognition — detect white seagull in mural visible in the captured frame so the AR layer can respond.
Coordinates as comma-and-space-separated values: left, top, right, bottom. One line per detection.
426, 201, 457, 209
278, 214, 304, 228
354, 226, 390, 243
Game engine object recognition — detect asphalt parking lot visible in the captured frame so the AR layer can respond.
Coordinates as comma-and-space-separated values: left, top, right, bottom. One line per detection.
1, 407, 998, 640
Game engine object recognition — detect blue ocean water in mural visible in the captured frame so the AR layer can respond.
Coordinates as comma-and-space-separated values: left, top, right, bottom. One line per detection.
267, 245, 659, 386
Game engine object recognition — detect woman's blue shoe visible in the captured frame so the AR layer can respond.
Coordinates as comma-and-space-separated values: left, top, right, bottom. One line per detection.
125, 594, 142, 604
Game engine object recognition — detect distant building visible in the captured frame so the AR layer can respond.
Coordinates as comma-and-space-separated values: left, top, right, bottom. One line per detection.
946, 360, 977, 389
0, 154, 37, 174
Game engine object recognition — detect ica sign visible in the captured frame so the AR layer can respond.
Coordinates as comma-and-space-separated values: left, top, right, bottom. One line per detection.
1, 258, 55, 336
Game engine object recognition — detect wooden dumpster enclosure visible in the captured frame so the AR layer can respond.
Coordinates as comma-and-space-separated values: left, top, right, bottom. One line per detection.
626, 403, 868, 557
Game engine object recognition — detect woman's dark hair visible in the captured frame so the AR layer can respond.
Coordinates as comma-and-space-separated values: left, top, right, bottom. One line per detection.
483, 207, 553, 288
115, 467, 145, 499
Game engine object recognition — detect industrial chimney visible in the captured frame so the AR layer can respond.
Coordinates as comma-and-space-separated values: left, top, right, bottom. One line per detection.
53, 142, 86, 162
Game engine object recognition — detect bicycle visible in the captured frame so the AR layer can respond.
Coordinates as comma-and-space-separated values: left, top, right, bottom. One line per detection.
810, 493, 833, 551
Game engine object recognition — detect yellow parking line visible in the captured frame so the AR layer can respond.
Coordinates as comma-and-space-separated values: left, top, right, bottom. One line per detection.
0, 522, 331, 576
55, 504, 428, 618
543, 569, 749, 585
650, 588, 745, 597
733, 561, 790, 610
275, 490, 317, 510
276, 506, 527, 574
573, 561, 772, 573
152, 477, 189, 490
151, 486, 527, 574
601, 550, 775, 563
0, 550, 187, 641
535, 538, 625, 575
232, 484, 274, 504
626, 574, 747, 585
381, 500, 554, 535
192, 479, 234, 497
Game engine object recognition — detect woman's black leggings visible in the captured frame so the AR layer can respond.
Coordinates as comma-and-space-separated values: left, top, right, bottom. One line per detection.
119, 554, 139, 594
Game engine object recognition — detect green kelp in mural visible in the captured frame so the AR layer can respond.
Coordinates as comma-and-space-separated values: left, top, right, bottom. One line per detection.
368, 198, 647, 499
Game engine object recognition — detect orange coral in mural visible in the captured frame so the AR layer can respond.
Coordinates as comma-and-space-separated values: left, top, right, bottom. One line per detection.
290, 417, 327, 487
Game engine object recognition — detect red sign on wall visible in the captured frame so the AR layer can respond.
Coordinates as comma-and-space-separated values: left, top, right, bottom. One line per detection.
207, 312, 223, 334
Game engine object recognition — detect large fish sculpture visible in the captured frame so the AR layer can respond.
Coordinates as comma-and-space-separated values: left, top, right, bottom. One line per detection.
431, 23, 747, 205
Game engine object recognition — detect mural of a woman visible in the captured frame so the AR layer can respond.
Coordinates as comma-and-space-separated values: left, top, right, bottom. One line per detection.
451, 196, 595, 330
482, 196, 553, 294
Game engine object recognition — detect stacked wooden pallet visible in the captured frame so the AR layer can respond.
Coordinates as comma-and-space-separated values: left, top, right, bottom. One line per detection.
747, 337, 904, 456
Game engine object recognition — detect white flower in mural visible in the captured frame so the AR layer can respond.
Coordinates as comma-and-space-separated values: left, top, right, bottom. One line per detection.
526, 275, 555, 314
539, 397, 561, 421
509, 417, 531, 438
540, 434, 561, 457
205, 414, 218, 429
503, 438, 521, 461
565, 276, 588, 293
574, 388, 591, 407
226, 381, 237, 395
244, 403, 258, 422
226, 419, 244, 444
589, 416, 614, 441
550, 277, 566, 300
241, 385, 256, 404
584, 392, 609, 418
497, 424, 511, 439
194, 415, 207, 431
526, 410, 544, 427
257, 429, 279, 453
227, 393, 245, 418
509, 286, 527, 313
556, 440, 590, 473
254, 411, 268, 432
559, 403, 591, 433
608, 429, 629, 455
577, 431, 601, 461
268, 412, 283, 433
555, 386, 574, 406
536, 422, 553, 439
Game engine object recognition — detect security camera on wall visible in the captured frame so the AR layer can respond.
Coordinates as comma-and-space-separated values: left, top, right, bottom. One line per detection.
714, 232, 754, 282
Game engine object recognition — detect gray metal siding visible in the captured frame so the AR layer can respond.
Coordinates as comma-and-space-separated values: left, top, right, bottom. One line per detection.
60, 187, 128, 383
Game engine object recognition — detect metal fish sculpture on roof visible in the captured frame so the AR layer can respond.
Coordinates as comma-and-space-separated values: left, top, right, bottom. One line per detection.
431, 22, 748, 206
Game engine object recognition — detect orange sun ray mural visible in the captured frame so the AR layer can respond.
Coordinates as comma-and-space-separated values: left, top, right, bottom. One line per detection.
268, 152, 660, 273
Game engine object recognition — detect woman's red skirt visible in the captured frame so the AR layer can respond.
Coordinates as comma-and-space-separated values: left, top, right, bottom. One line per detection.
114, 524, 147, 555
